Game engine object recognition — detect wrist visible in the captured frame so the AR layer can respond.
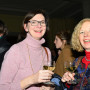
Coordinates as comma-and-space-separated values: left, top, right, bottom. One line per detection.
20, 75, 34, 89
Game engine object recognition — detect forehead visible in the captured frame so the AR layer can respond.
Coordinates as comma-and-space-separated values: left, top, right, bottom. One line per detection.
31, 14, 45, 20
81, 21, 90, 29
56, 35, 59, 39
56, 36, 61, 40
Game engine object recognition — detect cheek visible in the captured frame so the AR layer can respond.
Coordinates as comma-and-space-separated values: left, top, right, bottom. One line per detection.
79, 35, 83, 42
43, 25, 46, 29
44, 26, 46, 31
56, 41, 62, 48
28, 26, 35, 33
43, 29, 46, 34
59, 43, 62, 47
79, 35, 84, 46
58, 40, 62, 46
42, 27, 46, 33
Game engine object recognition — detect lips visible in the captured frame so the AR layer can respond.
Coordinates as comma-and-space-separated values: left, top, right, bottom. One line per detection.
84, 40, 90, 42
34, 30, 42, 33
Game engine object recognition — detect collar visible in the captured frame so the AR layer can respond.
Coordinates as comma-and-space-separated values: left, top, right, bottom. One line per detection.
82, 50, 90, 69
24, 33, 45, 48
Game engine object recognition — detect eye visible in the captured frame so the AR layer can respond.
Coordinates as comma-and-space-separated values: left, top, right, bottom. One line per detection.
31, 21, 37, 24
41, 21, 45, 24
80, 31, 84, 34
55, 38, 57, 41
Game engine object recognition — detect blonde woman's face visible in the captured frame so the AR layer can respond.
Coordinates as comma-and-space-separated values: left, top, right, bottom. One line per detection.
79, 21, 90, 51
54, 36, 63, 49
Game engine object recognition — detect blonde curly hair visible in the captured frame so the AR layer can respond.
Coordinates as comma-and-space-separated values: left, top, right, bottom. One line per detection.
71, 18, 90, 52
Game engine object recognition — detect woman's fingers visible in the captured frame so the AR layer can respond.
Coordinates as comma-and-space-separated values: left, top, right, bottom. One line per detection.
61, 72, 75, 82
68, 72, 75, 80
33, 70, 54, 83
39, 70, 54, 80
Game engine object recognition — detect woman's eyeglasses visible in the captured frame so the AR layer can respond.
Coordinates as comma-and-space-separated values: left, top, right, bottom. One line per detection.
28, 20, 46, 26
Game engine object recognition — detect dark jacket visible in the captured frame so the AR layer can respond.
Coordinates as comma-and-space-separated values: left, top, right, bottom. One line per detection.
51, 73, 67, 90
0, 35, 11, 69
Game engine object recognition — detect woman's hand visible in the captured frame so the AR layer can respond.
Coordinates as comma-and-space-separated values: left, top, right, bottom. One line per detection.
33, 70, 54, 84
61, 72, 75, 83
21, 70, 54, 89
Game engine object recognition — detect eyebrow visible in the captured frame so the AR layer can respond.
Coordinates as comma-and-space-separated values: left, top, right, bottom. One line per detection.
30, 20, 45, 21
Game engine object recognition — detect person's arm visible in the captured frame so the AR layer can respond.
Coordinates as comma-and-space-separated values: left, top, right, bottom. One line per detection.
20, 70, 54, 89
0, 45, 22, 90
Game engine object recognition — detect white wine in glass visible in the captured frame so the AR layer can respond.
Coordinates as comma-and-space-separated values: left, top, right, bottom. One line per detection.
43, 66, 55, 71
43, 61, 55, 85
64, 61, 76, 72
43, 61, 55, 71
64, 61, 77, 84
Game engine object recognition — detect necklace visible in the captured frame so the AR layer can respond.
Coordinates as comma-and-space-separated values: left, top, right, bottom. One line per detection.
27, 44, 49, 90
85, 56, 90, 61
27, 44, 45, 74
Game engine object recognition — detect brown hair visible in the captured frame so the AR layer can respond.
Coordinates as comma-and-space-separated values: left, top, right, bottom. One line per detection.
0, 20, 8, 35
23, 9, 49, 31
56, 31, 71, 45
20, 9, 49, 40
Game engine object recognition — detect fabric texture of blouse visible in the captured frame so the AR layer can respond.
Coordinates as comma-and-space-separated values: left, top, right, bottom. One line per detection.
0, 33, 51, 90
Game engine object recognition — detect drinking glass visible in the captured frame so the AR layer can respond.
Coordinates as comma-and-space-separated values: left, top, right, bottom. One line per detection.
43, 61, 55, 85
64, 61, 78, 84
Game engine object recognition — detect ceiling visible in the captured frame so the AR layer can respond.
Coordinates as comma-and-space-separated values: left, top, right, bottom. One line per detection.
0, 0, 83, 20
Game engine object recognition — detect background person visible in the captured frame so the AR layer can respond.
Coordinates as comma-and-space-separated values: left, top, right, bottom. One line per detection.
54, 31, 75, 77
0, 9, 54, 90
61, 18, 90, 90
0, 20, 11, 70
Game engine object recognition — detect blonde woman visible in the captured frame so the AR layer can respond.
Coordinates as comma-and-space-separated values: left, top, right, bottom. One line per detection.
62, 18, 90, 90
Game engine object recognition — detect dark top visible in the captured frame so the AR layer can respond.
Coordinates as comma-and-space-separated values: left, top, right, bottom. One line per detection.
0, 35, 11, 69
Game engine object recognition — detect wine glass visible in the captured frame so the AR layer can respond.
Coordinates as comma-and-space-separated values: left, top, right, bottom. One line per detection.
64, 61, 78, 84
43, 61, 55, 85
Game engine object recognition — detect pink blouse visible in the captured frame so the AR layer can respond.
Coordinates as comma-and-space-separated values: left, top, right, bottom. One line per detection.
0, 33, 51, 90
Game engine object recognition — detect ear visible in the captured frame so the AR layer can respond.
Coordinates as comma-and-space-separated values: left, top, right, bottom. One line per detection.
24, 24, 28, 32
63, 40, 67, 45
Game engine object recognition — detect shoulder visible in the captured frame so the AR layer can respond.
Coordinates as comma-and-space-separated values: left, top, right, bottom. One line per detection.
5, 44, 17, 54
74, 56, 84, 62
63, 45, 71, 50
5, 42, 23, 56
4, 43, 23, 61
62, 45, 72, 54
10, 40, 24, 49
73, 56, 84, 67
43, 47, 51, 54
0, 43, 11, 54
59, 45, 75, 61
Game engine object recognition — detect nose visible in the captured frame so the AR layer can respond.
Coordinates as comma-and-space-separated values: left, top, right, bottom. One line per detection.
37, 22, 42, 27
54, 40, 56, 45
84, 31, 88, 37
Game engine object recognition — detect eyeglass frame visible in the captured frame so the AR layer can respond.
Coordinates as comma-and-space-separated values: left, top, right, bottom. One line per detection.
28, 20, 46, 26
